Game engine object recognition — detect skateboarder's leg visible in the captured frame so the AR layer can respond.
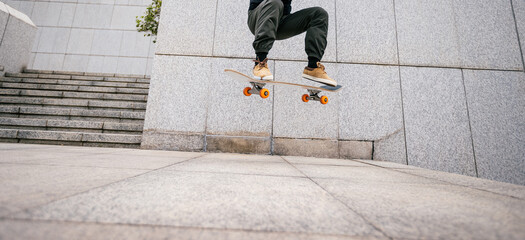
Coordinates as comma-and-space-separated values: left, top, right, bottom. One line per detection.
248, 0, 284, 62
275, 7, 336, 86
275, 7, 328, 65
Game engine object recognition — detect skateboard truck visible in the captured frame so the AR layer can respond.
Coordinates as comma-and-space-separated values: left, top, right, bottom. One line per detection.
302, 89, 329, 105
243, 82, 270, 99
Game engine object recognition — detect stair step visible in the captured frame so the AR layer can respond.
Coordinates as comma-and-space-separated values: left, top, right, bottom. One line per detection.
0, 117, 143, 134
0, 129, 142, 146
0, 88, 148, 101
1, 77, 149, 88
0, 82, 149, 95
0, 97, 147, 111
0, 106, 145, 123
22, 69, 150, 80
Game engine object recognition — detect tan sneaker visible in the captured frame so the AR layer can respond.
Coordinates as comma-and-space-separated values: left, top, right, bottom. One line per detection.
253, 58, 273, 80
302, 62, 337, 87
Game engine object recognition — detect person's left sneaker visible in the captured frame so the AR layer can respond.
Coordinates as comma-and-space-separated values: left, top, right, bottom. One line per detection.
302, 62, 337, 87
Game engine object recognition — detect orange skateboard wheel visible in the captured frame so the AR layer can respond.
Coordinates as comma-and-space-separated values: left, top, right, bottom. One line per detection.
320, 96, 328, 105
260, 88, 270, 99
243, 87, 252, 96
302, 94, 309, 102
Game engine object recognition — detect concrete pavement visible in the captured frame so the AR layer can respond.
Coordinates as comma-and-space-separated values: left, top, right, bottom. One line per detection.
0, 143, 524, 240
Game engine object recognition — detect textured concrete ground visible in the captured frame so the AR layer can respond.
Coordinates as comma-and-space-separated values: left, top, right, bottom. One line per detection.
0, 143, 524, 240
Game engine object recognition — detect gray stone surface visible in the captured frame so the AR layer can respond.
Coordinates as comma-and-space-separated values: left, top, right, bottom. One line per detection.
373, 129, 407, 164
336, 0, 397, 64
47, 119, 103, 129
143, 55, 211, 134
141, 130, 204, 151
395, 0, 461, 67
17, 130, 82, 141
514, 0, 525, 68
338, 141, 372, 160
454, 0, 523, 70
296, 164, 439, 184
463, 70, 525, 185
0, 117, 46, 127
338, 64, 403, 141
0, 3, 10, 48
82, 133, 141, 144
66, 28, 94, 55
272, 0, 337, 62
206, 58, 273, 137
36, 27, 70, 54
206, 135, 271, 155
273, 138, 339, 158
283, 155, 369, 167
315, 178, 525, 239
212, 0, 255, 58
165, 156, 303, 177
273, 61, 339, 139
103, 122, 143, 132
356, 159, 418, 169
0, 163, 146, 217
1, 143, 524, 239
0, 219, 367, 240
0, 4, 37, 73
396, 168, 525, 199
155, 0, 216, 56
16, 170, 383, 237
401, 67, 476, 176
0, 129, 17, 138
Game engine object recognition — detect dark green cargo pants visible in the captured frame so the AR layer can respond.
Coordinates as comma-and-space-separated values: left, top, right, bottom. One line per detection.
247, 0, 329, 60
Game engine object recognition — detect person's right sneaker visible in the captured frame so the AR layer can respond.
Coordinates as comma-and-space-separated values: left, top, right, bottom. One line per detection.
302, 62, 337, 87
253, 58, 273, 80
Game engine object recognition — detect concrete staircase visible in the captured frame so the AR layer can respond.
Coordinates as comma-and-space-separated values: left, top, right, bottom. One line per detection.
0, 69, 150, 148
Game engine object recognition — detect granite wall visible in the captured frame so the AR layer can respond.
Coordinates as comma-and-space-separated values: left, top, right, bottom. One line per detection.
2, 0, 155, 76
0, 1, 37, 74
143, 0, 525, 185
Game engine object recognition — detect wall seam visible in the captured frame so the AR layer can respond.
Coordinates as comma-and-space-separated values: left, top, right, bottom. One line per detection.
461, 69, 479, 177
0, 14, 10, 47
334, 0, 338, 62
211, 0, 219, 56
509, 0, 525, 72
391, 0, 409, 165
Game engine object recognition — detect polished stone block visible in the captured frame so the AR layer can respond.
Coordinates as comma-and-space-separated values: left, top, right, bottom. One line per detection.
338, 141, 372, 160
155, 0, 217, 56
205, 135, 271, 155
454, 0, 522, 70
373, 129, 407, 164
513, 0, 525, 68
273, 61, 339, 139
0, 4, 37, 73
141, 130, 204, 152
273, 138, 339, 158
206, 58, 273, 137
36, 27, 70, 54
212, 0, 254, 58
66, 28, 94, 55
400, 67, 476, 176
336, 0, 397, 64
91, 30, 123, 56
395, 0, 461, 67
338, 63, 403, 141
110, 5, 144, 30
143, 55, 210, 133
463, 70, 525, 185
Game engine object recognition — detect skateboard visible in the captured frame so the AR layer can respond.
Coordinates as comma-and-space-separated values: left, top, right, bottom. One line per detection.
224, 69, 343, 105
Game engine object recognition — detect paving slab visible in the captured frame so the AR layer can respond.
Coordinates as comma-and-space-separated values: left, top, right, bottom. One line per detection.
314, 178, 525, 240
165, 158, 303, 177
15, 171, 385, 238
396, 168, 525, 200
1, 143, 523, 239
0, 163, 147, 217
0, 219, 372, 240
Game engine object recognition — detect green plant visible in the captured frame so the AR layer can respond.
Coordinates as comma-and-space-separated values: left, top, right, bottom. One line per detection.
136, 0, 162, 43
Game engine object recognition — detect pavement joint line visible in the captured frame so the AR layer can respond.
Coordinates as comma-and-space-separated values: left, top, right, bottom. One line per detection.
390, 168, 525, 201
2, 153, 208, 219
1, 217, 371, 239
0, 161, 158, 171
279, 156, 394, 240
161, 168, 309, 180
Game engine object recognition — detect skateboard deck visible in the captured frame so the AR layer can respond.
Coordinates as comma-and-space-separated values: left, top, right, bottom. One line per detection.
224, 69, 343, 105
